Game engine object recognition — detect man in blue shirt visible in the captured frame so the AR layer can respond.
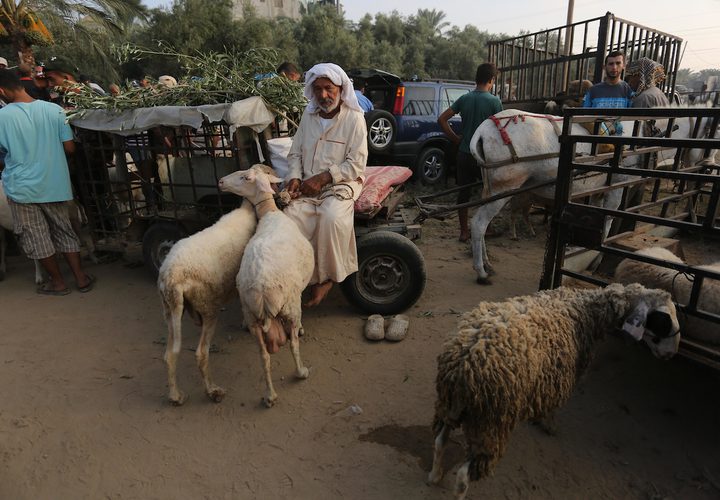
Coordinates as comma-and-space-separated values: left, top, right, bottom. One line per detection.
353, 80, 374, 113
583, 51, 633, 109
0, 69, 94, 295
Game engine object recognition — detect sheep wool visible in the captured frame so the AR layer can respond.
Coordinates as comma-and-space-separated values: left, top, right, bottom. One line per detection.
429, 283, 679, 499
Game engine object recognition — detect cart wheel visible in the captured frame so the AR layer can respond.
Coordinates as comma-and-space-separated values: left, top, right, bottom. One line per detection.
142, 222, 187, 277
341, 231, 426, 315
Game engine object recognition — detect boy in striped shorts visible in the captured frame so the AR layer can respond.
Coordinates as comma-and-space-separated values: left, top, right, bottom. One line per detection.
0, 69, 94, 295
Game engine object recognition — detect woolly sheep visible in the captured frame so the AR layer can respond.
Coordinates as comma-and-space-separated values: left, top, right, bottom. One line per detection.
219, 166, 314, 408
615, 246, 720, 344
158, 164, 275, 405
428, 283, 680, 499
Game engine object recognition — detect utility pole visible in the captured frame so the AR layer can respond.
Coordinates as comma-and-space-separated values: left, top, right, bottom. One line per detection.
561, 0, 575, 90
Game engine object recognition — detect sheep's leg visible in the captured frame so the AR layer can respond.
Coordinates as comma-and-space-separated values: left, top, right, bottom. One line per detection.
34, 260, 44, 284
524, 205, 536, 237
251, 323, 278, 408
454, 460, 471, 500
428, 423, 450, 485
509, 212, 519, 241
0, 230, 5, 281
196, 315, 225, 403
471, 198, 511, 284
288, 321, 309, 379
164, 302, 187, 406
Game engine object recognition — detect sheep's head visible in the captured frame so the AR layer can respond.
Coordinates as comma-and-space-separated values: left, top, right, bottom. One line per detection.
605, 283, 681, 360
218, 166, 283, 198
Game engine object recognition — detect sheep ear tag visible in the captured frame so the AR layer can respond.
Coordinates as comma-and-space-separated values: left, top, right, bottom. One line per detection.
622, 301, 649, 341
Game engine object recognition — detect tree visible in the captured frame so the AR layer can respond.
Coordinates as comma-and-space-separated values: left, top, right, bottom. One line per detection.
0, 0, 143, 66
414, 8, 449, 37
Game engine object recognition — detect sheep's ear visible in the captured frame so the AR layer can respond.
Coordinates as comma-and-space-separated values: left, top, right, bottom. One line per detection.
267, 174, 284, 184
245, 169, 257, 182
621, 301, 649, 341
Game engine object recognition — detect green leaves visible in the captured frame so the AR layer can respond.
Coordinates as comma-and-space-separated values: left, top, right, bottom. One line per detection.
67, 43, 307, 116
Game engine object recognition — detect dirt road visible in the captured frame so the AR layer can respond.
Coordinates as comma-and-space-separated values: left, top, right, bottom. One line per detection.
1, 214, 719, 500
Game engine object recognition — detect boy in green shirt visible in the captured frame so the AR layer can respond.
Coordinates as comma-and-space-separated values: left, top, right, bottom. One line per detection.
439, 63, 503, 242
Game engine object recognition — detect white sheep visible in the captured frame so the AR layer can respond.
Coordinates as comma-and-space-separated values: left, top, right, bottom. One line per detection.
428, 283, 680, 500
158, 165, 277, 405
218, 166, 314, 408
615, 246, 720, 344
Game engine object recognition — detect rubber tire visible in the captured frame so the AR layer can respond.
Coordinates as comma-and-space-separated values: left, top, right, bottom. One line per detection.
341, 231, 426, 315
366, 110, 397, 154
417, 146, 446, 185
142, 222, 187, 277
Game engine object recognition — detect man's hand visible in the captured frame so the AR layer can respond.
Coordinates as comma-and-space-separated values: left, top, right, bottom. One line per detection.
300, 172, 332, 197
438, 107, 461, 146
286, 178, 301, 199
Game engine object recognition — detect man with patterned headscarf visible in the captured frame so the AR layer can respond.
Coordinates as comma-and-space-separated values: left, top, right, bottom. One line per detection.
626, 57, 670, 108
285, 63, 368, 306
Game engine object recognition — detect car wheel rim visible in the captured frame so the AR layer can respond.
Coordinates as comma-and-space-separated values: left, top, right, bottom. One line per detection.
357, 254, 408, 304
423, 155, 442, 180
369, 118, 393, 148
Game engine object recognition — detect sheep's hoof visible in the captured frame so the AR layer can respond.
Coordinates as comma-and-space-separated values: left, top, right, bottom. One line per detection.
296, 367, 309, 379
476, 276, 492, 285
169, 392, 188, 406
207, 386, 226, 403
453, 480, 469, 500
427, 470, 443, 485
262, 395, 277, 408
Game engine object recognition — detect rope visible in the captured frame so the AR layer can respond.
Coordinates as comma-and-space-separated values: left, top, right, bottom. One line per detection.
318, 182, 355, 201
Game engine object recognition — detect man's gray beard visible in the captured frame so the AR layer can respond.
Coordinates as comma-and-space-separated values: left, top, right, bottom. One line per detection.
319, 95, 341, 113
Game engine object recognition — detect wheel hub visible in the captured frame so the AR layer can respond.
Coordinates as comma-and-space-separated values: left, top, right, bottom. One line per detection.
370, 118, 393, 147
424, 155, 442, 180
360, 255, 405, 299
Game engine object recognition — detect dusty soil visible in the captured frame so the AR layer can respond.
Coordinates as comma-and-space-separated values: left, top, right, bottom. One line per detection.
1, 205, 719, 500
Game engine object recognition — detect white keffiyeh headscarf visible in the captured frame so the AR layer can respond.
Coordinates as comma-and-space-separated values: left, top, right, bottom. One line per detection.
303, 63, 363, 113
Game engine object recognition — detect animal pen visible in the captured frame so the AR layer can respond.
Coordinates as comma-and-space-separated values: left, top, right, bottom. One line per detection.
540, 107, 720, 369
489, 12, 683, 110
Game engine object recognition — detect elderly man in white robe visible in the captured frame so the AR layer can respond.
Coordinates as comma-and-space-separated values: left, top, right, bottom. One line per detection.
285, 63, 368, 306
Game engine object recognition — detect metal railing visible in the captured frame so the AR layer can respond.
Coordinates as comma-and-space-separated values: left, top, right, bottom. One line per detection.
488, 12, 683, 107
540, 106, 720, 368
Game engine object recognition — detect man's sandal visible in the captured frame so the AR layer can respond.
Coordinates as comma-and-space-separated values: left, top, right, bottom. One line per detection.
364, 314, 385, 341
385, 314, 409, 342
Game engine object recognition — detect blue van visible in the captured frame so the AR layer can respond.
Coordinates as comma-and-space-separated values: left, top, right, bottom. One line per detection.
348, 69, 474, 185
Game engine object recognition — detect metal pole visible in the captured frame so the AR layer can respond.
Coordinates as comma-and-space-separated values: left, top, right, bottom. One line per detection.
561, 0, 575, 89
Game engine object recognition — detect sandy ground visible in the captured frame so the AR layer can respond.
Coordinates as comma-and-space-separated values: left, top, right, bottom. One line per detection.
1, 208, 719, 500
